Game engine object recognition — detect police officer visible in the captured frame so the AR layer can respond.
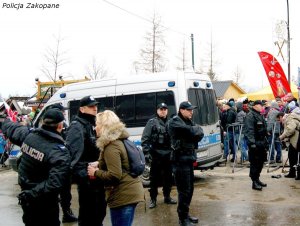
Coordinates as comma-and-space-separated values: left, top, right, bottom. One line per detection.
49, 103, 78, 223
141, 102, 177, 209
244, 100, 268, 191
167, 101, 204, 226
66, 95, 106, 226
1, 109, 70, 226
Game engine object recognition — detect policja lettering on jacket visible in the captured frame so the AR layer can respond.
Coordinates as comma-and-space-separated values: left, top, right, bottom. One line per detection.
21, 143, 44, 162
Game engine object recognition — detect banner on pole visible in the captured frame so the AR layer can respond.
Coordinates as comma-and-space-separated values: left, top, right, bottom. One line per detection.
258, 51, 291, 98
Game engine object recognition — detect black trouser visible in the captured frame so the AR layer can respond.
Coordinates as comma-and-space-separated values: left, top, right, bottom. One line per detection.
248, 149, 265, 181
149, 154, 173, 200
288, 145, 298, 174
173, 162, 194, 221
77, 180, 106, 226
21, 195, 60, 226
60, 177, 72, 210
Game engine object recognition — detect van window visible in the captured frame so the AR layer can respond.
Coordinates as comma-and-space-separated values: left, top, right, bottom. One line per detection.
96, 97, 114, 112
69, 100, 80, 122
68, 91, 176, 128
188, 88, 218, 125
115, 95, 135, 125
117, 91, 176, 127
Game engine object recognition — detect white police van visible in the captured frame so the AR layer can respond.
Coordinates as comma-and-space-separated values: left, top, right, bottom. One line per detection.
33, 71, 222, 182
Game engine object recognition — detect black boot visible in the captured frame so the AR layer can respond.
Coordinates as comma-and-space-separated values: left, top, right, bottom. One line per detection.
284, 171, 296, 178
62, 208, 78, 223
252, 181, 262, 191
188, 215, 199, 223
149, 199, 157, 209
179, 218, 194, 226
256, 179, 267, 187
164, 196, 177, 204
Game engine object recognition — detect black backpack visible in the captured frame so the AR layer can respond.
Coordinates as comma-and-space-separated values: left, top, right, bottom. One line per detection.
122, 139, 145, 178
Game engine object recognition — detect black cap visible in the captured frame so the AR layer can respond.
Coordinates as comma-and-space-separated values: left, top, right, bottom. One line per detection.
80, 95, 98, 107
49, 103, 68, 111
157, 103, 168, 109
43, 109, 65, 124
253, 100, 263, 106
179, 101, 197, 110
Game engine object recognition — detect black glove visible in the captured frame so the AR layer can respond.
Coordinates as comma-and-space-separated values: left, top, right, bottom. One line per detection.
17, 190, 34, 206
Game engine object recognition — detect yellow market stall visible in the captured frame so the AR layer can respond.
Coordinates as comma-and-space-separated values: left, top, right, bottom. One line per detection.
240, 83, 299, 101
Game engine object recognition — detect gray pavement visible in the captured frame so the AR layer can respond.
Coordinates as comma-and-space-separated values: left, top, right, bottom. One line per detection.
1, 158, 300, 226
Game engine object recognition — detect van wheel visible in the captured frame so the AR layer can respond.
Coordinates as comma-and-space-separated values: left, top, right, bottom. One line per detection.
140, 164, 150, 187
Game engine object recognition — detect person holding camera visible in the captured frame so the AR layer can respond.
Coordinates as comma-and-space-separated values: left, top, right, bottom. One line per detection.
141, 103, 177, 209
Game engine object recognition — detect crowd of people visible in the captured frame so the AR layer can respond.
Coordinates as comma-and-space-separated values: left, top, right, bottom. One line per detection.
0, 92, 300, 226
218, 92, 300, 190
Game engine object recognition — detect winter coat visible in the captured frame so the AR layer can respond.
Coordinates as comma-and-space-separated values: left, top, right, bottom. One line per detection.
266, 108, 281, 134
2, 119, 70, 198
167, 113, 204, 163
94, 122, 144, 209
280, 113, 300, 149
66, 114, 100, 184
141, 116, 171, 158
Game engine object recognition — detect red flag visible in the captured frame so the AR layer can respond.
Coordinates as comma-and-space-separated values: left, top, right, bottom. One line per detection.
0, 97, 18, 122
258, 51, 291, 98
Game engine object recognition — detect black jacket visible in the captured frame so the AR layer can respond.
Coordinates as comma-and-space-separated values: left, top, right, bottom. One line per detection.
221, 107, 237, 131
2, 119, 70, 198
167, 113, 204, 163
141, 116, 171, 157
244, 108, 268, 150
66, 114, 99, 183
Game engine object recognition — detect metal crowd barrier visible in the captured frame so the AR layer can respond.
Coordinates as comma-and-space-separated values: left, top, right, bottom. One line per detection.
224, 121, 283, 173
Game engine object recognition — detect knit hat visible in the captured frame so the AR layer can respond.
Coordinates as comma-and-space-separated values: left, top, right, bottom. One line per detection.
270, 101, 279, 110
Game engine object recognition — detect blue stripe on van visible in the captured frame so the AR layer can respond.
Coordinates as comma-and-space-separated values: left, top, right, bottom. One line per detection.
198, 133, 221, 149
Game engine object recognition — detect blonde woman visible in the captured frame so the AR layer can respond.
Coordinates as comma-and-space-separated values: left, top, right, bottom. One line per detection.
87, 110, 144, 226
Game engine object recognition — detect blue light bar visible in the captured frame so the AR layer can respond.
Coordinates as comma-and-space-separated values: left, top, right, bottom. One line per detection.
60, 93, 66, 98
168, 81, 175, 87
206, 82, 212, 88
193, 81, 200, 87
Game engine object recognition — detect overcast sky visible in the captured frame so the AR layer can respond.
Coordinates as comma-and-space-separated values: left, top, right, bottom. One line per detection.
0, 0, 299, 98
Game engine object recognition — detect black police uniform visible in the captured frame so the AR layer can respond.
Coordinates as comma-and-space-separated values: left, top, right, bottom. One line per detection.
141, 114, 175, 207
244, 105, 268, 190
66, 112, 106, 226
2, 118, 70, 226
167, 111, 204, 225
48, 103, 77, 222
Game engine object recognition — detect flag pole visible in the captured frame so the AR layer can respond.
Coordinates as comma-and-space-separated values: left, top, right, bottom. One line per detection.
286, 0, 291, 85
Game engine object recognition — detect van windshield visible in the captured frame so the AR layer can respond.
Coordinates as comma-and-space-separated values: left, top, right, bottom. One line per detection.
188, 88, 219, 126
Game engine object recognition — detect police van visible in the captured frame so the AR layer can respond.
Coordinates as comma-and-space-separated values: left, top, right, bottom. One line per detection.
33, 71, 223, 181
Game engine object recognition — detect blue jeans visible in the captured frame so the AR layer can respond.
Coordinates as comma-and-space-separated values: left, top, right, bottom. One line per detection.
268, 134, 282, 161
224, 130, 236, 159
110, 204, 137, 226
235, 132, 248, 161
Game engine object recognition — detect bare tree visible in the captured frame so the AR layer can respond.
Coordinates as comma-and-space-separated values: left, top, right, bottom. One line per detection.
86, 57, 108, 80
134, 13, 166, 73
41, 34, 69, 82
176, 41, 188, 71
202, 34, 219, 81
232, 65, 244, 85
